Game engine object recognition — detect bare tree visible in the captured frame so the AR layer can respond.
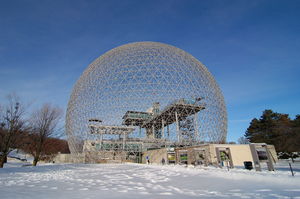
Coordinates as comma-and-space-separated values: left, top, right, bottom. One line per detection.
237, 136, 250, 144
0, 95, 26, 168
29, 104, 62, 166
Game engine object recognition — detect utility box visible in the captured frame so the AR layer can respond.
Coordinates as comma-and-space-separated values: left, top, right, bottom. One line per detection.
244, 161, 253, 170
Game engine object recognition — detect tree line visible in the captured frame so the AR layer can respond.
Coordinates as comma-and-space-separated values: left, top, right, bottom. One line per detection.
244, 109, 300, 154
0, 95, 69, 168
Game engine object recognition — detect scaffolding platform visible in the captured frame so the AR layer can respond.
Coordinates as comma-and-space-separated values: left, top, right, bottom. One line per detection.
142, 100, 205, 130
122, 98, 205, 130
122, 111, 152, 126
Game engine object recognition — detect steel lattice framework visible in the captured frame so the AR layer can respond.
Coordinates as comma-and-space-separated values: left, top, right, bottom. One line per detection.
66, 42, 227, 156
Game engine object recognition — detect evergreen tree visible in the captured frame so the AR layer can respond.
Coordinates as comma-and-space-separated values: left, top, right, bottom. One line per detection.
245, 110, 299, 153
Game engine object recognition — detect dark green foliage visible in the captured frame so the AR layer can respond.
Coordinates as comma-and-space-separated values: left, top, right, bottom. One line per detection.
245, 110, 300, 153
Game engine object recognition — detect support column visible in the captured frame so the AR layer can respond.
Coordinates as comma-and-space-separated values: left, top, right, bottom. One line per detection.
250, 144, 261, 171
139, 126, 142, 138
194, 113, 198, 140
175, 111, 180, 143
264, 145, 275, 171
167, 125, 170, 137
123, 132, 126, 150
161, 119, 165, 138
100, 133, 103, 150
146, 127, 151, 138
152, 125, 155, 139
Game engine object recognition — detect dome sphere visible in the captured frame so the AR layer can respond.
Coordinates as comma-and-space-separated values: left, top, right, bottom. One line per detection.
66, 42, 227, 154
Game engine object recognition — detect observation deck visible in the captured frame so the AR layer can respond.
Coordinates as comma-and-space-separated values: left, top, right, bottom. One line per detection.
122, 98, 205, 130
122, 98, 205, 141
142, 99, 205, 130
122, 111, 152, 126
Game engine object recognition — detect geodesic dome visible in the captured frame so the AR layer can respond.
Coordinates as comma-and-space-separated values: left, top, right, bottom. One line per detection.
66, 41, 227, 154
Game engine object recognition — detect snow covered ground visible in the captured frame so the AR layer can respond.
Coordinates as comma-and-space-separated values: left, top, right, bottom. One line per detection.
0, 161, 299, 199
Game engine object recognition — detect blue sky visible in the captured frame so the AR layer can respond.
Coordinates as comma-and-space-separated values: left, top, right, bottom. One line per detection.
0, 0, 299, 141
